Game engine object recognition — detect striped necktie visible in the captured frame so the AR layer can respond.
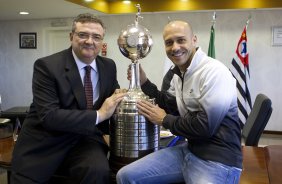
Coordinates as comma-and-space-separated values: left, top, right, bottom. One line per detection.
84, 65, 93, 109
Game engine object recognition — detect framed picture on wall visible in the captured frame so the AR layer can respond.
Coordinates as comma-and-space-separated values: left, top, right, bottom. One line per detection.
19, 32, 37, 49
272, 26, 282, 46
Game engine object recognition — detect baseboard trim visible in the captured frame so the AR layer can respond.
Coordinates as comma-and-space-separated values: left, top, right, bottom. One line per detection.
263, 130, 282, 135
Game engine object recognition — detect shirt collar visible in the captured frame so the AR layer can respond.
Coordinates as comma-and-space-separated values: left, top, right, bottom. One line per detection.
72, 50, 98, 72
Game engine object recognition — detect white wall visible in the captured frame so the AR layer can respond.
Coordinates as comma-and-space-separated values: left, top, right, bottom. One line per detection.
0, 9, 281, 131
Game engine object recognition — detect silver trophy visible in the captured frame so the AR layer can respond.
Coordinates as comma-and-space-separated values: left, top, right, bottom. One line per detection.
109, 4, 159, 174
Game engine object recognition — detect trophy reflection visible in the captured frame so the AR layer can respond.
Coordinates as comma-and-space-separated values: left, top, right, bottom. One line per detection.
109, 4, 160, 174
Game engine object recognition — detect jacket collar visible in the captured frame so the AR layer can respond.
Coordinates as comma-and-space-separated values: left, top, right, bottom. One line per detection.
64, 47, 86, 109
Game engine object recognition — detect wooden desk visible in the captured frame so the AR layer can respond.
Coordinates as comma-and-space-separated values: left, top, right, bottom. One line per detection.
240, 146, 269, 184
0, 137, 14, 184
265, 145, 282, 184
0, 137, 14, 168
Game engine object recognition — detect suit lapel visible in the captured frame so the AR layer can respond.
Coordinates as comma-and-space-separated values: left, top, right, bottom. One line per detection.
64, 48, 86, 109
95, 57, 106, 107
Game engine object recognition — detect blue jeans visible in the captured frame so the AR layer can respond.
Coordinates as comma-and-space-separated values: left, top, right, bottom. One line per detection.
116, 143, 241, 184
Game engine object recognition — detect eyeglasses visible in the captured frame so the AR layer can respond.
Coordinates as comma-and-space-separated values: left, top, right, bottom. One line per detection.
73, 32, 103, 42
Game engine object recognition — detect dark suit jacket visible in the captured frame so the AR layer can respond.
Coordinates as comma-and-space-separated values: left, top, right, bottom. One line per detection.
11, 47, 119, 181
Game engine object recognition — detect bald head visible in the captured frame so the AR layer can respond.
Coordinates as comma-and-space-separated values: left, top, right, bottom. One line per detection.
163, 20, 194, 39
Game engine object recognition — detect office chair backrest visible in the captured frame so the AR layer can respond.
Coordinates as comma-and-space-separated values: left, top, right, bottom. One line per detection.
242, 93, 272, 146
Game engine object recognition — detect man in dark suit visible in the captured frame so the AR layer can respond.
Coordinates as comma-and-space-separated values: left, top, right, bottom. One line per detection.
11, 13, 126, 184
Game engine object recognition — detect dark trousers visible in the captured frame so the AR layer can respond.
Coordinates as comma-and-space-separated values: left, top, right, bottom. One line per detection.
11, 138, 110, 184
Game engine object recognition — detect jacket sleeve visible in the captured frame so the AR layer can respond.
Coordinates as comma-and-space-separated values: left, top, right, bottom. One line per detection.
141, 79, 178, 115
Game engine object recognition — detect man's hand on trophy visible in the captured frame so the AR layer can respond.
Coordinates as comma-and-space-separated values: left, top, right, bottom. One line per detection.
114, 88, 128, 94
97, 92, 127, 123
127, 64, 147, 85
137, 100, 167, 126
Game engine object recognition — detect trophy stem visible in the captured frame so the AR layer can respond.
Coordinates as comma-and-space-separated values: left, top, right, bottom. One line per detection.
129, 62, 141, 91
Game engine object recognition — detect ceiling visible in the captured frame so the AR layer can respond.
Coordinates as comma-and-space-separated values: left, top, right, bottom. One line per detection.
0, 0, 282, 21
0, 0, 104, 21
67, 0, 282, 14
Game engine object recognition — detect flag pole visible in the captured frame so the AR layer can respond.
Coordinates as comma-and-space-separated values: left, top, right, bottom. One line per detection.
212, 11, 216, 27
208, 11, 216, 59
246, 14, 252, 30
167, 16, 171, 23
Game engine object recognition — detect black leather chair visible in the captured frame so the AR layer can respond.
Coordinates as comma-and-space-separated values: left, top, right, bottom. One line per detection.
242, 93, 272, 146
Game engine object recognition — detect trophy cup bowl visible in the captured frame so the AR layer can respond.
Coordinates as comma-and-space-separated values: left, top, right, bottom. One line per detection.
117, 24, 153, 63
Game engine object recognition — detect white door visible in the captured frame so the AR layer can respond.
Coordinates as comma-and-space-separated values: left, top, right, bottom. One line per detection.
44, 27, 71, 56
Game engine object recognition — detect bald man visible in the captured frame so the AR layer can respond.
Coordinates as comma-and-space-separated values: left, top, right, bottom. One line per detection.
116, 20, 242, 184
